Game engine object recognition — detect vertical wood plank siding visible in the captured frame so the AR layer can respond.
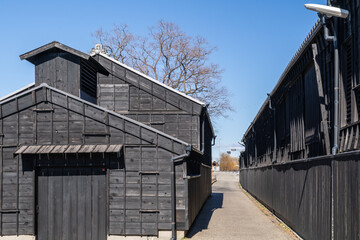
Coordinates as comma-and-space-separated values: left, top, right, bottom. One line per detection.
95, 55, 204, 149
241, 153, 360, 240
240, 159, 331, 240
240, 1, 360, 239
1, 39, 212, 237
35, 53, 81, 98
242, 0, 360, 166
186, 164, 211, 229
0, 85, 201, 236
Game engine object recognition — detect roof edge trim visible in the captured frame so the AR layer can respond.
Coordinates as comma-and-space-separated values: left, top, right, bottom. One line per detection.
243, 20, 322, 139
20, 41, 90, 62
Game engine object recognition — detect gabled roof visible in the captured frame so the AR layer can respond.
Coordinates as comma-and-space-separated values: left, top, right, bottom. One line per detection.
20, 41, 109, 75
91, 51, 206, 107
0, 83, 191, 153
20, 41, 89, 62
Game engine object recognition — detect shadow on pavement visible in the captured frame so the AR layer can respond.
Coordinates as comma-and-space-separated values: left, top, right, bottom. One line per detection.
186, 192, 224, 238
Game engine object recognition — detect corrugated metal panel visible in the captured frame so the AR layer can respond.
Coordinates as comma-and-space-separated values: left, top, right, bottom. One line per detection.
65, 145, 82, 153
106, 145, 123, 153
93, 145, 109, 153
52, 145, 69, 153
14, 144, 123, 155
24, 146, 42, 154
14, 146, 28, 155
37, 145, 55, 154
78, 145, 96, 153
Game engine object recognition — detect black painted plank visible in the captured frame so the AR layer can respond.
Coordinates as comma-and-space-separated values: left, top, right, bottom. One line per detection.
84, 168, 92, 240
240, 160, 332, 240
94, 168, 106, 240
67, 56, 81, 97
37, 169, 48, 240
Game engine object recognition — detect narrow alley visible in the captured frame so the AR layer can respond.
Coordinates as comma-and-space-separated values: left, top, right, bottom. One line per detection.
186, 172, 296, 240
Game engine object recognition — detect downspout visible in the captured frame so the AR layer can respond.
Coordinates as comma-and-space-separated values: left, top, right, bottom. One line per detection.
320, 15, 339, 155
211, 136, 216, 146
171, 145, 192, 240
201, 113, 205, 151
320, 13, 339, 240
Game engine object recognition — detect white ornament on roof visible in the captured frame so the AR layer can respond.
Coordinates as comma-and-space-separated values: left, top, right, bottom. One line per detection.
90, 44, 109, 55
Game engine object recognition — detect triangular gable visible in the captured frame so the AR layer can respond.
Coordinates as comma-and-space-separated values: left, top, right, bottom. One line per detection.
0, 83, 189, 154
92, 52, 205, 115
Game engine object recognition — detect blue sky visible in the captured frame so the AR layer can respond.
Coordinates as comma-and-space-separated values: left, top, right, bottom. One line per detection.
0, 0, 325, 160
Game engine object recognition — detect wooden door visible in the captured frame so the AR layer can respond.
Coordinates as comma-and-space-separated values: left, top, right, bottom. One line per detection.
124, 171, 159, 236
37, 167, 106, 240
139, 172, 159, 236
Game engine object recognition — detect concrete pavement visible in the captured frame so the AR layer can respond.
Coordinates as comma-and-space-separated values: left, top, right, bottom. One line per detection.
186, 172, 295, 240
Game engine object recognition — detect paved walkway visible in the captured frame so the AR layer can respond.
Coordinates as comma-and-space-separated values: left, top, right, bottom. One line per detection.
186, 172, 295, 240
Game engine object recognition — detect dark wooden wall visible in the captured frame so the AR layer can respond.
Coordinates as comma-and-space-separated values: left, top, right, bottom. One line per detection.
35, 51, 81, 98
333, 155, 360, 240
201, 112, 213, 166
94, 54, 206, 150
186, 164, 211, 230
34, 51, 98, 104
240, 2, 360, 239
243, 25, 331, 166
240, 159, 331, 240
0, 85, 198, 236
108, 145, 189, 236
241, 152, 360, 240
0, 146, 32, 235
243, 0, 360, 166
1, 39, 213, 237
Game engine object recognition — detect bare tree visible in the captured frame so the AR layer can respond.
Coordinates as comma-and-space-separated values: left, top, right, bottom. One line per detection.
93, 21, 232, 118
220, 153, 239, 171
94, 24, 134, 66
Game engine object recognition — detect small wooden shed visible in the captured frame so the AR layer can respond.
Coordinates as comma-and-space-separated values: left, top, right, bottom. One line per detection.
0, 42, 213, 239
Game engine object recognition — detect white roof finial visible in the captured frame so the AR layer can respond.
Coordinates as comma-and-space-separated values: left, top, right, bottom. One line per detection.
90, 43, 108, 56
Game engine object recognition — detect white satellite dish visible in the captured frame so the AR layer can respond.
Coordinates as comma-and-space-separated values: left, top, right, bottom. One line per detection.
304, 4, 349, 18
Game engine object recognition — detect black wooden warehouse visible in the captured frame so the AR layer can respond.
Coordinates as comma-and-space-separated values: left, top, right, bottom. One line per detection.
0, 42, 214, 239
240, 1, 360, 239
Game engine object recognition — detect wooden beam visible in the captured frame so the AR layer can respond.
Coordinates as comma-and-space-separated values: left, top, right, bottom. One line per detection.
312, 43, 331, 155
